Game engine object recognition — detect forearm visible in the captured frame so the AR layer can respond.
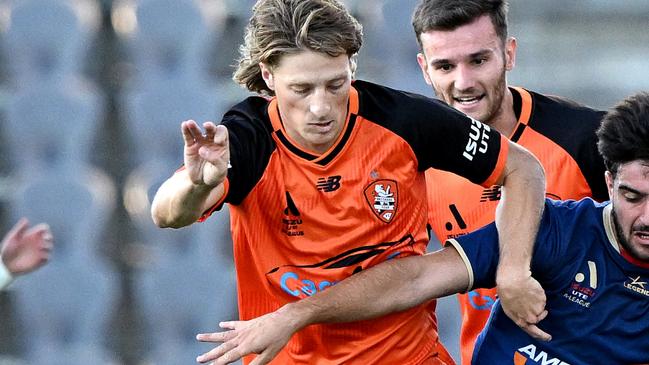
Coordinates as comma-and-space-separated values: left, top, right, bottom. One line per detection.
495, 144, 545, 280
284, 247, 468, 331
151, 170, 224, 228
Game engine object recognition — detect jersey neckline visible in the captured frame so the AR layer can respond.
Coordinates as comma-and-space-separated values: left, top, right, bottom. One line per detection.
266, 85, 360, 166
509, 86, 533, 142
602, 204, 649, 269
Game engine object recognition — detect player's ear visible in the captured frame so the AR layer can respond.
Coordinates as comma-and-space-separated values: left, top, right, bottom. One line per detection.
504, 37, 517, 71
259, 62, 275, 91
605, 171, 614, 199
416, 53, 433, 86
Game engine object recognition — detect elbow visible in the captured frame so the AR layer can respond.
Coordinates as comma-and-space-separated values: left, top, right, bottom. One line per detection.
507, 144, 546, 188
150, 201, 194, 229
150, 205, 172, 228
151, 210, 170, 228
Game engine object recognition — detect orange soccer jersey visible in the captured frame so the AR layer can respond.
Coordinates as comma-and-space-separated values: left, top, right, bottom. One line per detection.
201, 80, 509, 364
426, 87, 607, 365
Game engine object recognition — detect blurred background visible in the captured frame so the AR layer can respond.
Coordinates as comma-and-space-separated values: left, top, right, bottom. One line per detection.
0, 0, 647, 364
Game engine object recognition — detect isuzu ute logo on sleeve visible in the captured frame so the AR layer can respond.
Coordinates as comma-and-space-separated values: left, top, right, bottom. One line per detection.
463, 118, 491, 161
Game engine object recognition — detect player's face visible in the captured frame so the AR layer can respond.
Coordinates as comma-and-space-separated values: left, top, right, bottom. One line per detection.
607, 160, 649, 262
416, 15, 516, 126
260, 50, 352, 154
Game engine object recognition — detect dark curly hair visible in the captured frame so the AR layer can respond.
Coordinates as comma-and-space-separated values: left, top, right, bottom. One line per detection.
597, 91, 649, 176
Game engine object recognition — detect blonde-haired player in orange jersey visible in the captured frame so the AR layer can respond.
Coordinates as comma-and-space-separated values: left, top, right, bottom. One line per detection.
151, 0, 548, 364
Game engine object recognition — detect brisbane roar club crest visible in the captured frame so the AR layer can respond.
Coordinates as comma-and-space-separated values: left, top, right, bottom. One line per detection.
364, 179, 398, 223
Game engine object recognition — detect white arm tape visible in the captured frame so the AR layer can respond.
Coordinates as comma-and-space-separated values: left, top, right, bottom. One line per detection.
0, 258, 14, 291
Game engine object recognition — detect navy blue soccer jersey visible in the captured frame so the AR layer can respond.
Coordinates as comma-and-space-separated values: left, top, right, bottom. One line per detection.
446, 198, 649, 365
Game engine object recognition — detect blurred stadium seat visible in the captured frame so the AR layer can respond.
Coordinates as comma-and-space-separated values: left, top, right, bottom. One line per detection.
4, 79, 105, 178
1, 0, 101, 88
112, 0, 226, 86
7, 168, 118, 365
113, 0, 243, 175
111, 3, 241, 361
132, 210, 238, 365
119, 77, 224, 172
123, 157, 238, 364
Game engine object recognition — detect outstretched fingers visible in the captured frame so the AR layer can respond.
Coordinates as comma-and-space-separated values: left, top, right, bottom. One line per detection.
196, 341, 238, 364
196, 327, 245, 364
196, 325, 237, 344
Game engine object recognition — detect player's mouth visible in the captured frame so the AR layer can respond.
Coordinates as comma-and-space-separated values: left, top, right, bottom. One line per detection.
453, 94, 485, 106
632, 228, 649, 245
309, 120, 335, 131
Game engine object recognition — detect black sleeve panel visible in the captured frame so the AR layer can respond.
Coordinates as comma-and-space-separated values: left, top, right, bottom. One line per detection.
220, 96, 276, 205
353, 80, 503, 185
528, 92, 608, 201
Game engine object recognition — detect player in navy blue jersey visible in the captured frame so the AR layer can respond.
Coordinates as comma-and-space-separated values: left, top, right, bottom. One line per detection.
193, 91, 649, 365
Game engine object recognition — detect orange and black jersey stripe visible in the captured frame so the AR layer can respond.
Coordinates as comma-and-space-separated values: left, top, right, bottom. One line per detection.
426, 87, 607, 365
201, 80, 508, 365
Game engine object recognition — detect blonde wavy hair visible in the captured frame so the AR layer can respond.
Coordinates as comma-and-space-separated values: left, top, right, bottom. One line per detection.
233, 0, 363, 96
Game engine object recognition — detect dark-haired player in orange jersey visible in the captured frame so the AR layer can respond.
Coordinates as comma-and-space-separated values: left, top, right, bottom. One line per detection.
150, 1, 548, 364
412, 1, 608, 364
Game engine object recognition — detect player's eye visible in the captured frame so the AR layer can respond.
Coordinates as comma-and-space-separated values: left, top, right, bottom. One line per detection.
473, 57, 487, 65
292, 87, 310, 95
328, 83, 344, 91
623, 192, 642, 203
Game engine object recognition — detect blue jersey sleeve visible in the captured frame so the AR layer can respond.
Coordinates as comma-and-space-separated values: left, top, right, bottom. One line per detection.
445, 221, 500, 291
446, 199, 575, 291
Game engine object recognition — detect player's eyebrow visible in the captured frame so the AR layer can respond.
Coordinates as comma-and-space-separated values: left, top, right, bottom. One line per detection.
429, 49, 492, 68
288, 73, 349, 87
619, 184, 647, 197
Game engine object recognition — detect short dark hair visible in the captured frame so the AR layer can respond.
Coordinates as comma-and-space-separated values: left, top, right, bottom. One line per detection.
412, 0, 508, 49
597, 92, 649, 176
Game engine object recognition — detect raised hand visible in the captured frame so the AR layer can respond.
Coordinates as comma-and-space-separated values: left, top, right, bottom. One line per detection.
1, 218, 53, 275
182, 120, 230, 188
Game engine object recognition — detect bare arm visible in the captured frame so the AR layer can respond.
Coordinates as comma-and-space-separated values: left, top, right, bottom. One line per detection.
151, 120, 229, 228
290, 246, 468, 325
195, 246, 469, 365
492, 140, 549, 340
